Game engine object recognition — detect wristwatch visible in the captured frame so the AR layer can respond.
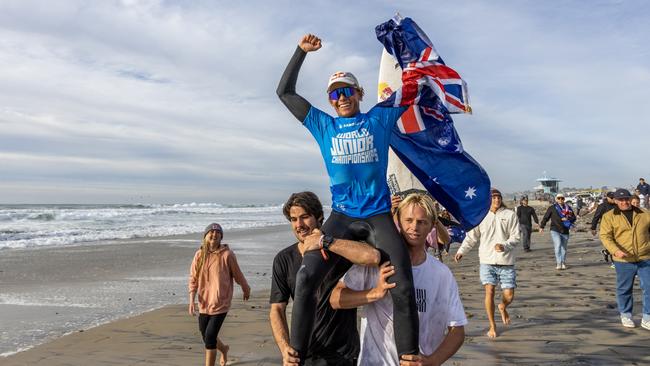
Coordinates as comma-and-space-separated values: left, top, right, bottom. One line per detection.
321, 234, 335, 250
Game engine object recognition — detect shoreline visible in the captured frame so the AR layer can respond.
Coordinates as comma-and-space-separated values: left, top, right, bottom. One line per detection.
0, 224, 294, 357
1, 291, 282, 365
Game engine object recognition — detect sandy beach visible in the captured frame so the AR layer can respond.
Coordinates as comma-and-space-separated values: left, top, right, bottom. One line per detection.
0, 224, 294, 358
2, 203, 650, 365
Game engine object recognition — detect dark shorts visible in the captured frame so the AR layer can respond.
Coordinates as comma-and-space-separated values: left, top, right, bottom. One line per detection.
198, 312, 227, 349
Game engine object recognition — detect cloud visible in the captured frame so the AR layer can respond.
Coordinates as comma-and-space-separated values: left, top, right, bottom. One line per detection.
0, 0, 648, 203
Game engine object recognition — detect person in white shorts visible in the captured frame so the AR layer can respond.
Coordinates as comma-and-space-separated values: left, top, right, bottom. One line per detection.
330, 193, 467, 366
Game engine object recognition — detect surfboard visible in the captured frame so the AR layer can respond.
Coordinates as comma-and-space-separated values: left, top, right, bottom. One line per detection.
378, 49, 427, 197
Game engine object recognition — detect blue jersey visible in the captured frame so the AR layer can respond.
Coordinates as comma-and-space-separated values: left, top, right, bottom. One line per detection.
303, 105, 406, 218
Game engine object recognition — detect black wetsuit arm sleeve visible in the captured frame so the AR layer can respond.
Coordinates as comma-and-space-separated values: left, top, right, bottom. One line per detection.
276, 46, 312, 122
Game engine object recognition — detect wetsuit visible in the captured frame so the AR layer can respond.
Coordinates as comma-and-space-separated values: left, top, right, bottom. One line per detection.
277, 46, 419, 361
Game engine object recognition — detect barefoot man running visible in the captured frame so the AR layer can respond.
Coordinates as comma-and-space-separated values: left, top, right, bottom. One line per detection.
454, 188, 519, 338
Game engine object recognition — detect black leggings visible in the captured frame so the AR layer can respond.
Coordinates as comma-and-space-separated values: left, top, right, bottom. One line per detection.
198, 312, 227, 350
290, 211, 418, 360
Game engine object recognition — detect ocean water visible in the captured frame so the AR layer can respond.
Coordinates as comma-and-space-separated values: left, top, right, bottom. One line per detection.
0, 203, 286, 250
0, 202, 301, 357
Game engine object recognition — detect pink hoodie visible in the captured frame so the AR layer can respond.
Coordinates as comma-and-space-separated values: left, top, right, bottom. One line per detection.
188, 244, 249, 315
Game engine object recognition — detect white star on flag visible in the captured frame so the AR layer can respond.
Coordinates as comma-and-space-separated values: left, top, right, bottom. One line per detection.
465, 186, 477, 199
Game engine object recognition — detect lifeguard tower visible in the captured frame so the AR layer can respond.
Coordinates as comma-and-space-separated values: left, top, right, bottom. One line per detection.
534, 172, 561, 201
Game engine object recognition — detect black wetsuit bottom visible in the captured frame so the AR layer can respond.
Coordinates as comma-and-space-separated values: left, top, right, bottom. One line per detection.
199, 312, 227, 350
289, 211, 419, 363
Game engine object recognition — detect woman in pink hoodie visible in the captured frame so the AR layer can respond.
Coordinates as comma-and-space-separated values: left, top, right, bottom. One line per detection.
189, 223, 251, 366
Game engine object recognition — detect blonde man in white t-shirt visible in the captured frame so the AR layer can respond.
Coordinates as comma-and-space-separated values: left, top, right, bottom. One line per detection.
330, 193, 467, 366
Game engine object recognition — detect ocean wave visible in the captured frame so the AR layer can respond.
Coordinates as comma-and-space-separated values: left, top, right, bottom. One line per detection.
0, 294, 101, 308
28, 213, 56, 221
0, 203, 286, 250
0, 220, 284, 250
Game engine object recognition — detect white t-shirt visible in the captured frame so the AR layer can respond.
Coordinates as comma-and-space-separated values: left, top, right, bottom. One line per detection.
343, 253, 468, 366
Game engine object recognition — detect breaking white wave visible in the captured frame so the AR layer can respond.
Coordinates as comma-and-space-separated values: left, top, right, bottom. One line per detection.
0, 203, 285, 250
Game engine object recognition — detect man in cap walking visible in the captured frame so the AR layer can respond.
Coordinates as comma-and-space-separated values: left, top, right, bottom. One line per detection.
539, 193, 576, 270
599, 188, 650, 329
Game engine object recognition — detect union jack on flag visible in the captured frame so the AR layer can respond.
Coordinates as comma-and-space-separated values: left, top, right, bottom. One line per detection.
377, 16, 472, 118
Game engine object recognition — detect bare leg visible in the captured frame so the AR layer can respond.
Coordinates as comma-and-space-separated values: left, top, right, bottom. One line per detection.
217, 338, 229, 366
205, 349, 217, 366
499, 289, 515, 325
484, 284, 497, 338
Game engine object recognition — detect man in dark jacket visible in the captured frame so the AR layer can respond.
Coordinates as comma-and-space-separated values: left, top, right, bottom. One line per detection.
591, 192, 616, 236
539, 193, 576, 270
516, 197, 538, 252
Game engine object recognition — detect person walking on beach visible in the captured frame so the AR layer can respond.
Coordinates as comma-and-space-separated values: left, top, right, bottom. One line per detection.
269, 192, 380, 366
539, 193, 576, 270
636, 178, 650, 208
277, 34, 419, 361
634, 189, 648, 211
631, 195, 641, 209
599, 188, 650, 329
591, 191, 617, 266
454, 188, 519, 338
331, 193, 467, 365
575, 196, 585, 217
516, 197, 539, 252
188, 223, 251, 366
591, 192, 616, 236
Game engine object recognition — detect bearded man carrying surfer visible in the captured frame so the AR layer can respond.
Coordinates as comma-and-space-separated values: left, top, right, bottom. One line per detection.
276, 34, 419, 363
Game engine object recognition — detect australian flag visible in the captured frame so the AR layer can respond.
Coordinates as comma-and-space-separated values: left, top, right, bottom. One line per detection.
376, 16, 491, 230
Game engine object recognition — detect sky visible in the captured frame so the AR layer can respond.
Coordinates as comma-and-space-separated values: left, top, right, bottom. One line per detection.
1, 0, 649, 204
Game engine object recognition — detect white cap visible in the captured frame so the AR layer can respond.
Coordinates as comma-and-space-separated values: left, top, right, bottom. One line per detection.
555, 193, 565, 199
327, 71, 360, 92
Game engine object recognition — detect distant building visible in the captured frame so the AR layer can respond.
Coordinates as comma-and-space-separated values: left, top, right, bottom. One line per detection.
534, 172, 561, 200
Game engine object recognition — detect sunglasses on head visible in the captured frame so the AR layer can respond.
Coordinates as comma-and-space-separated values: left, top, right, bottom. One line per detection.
328, 86, 356, 100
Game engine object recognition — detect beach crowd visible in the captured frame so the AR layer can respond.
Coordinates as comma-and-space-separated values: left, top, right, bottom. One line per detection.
184, 32, 650, 366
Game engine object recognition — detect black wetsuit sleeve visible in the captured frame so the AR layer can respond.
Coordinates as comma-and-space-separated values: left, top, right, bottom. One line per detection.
276, 46, 312, 122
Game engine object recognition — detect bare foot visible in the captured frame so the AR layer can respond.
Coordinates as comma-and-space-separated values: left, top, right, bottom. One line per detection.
220, 344, 229, 366
487, 328, 498, 338
498, 303, 511, 325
